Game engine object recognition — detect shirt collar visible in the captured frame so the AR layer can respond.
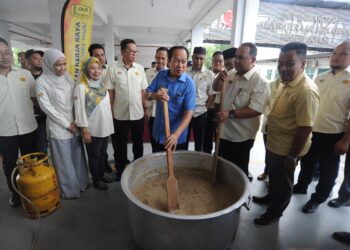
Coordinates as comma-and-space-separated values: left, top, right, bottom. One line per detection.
236, 66, 256, 81
190, 66, 205, 73
283, 71, 305, 88
343, 66, 350, 74
156, 66, 167, 72
165, 69, 187, 83
118, 60, 135, 69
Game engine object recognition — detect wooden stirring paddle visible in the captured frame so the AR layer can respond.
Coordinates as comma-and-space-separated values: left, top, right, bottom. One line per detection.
163, 96, 179, 211
212, 77, 228, 185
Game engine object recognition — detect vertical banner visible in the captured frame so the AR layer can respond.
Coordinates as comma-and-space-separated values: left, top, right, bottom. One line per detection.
61, 0, 94, 81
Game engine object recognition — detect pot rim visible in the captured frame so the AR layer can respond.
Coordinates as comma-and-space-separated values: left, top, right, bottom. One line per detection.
121, 151, 250, 220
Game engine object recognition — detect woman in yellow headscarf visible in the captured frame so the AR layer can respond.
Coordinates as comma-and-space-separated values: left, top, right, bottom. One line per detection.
74, 57, 114, 190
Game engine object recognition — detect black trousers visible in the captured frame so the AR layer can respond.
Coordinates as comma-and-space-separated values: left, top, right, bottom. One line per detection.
35, 116, 48, 153
185, 112, 207, 152
112, 118, 144, 173
267, 150, 295, 216
0, 130, 37, 196
296, 133, 319, 190
262, 133, 268, 174
153, 142, 187, 153
85, 136, 109, 184
220, 138, 255, 177
148, 117, 157, 153
307, 132, 343, 203
338, 149, 350, 200
203, 108, 216, 154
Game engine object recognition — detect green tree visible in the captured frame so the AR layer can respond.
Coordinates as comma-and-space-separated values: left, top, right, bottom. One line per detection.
188, 43, 231, 69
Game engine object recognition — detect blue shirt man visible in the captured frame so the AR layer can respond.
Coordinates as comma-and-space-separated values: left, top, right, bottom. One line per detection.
146, 46, 195, 151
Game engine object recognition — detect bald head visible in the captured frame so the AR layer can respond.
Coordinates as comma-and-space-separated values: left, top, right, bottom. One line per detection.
330, 40, 350, 73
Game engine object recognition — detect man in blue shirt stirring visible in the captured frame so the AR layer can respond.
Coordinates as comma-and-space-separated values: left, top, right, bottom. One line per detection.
146, 46, 196, 152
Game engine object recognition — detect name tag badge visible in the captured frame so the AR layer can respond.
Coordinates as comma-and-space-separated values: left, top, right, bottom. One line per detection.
319, 79, 325, 83
19, 76, 26, 81
343, 80, 350, 85
135, 71, 139, 76
117, 71, 122, 75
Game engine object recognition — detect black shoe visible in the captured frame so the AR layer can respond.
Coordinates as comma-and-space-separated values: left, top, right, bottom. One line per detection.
328, 198, 350, 208
93, 181, 108, 190
9, 194, 21, 207
293, 184, 307, 194
254, 211, 280, 225
302, 199, 319, 213
333, 231, 350, 244
253, 195, 270, 205
102, 174, 114, 183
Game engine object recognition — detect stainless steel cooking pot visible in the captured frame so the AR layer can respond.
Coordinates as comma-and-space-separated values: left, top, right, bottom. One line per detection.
121, 151, 250, 250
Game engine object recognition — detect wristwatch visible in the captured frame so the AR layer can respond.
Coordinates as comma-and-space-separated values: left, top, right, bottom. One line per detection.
229, 110, 236, 119
147, 92, 152, 101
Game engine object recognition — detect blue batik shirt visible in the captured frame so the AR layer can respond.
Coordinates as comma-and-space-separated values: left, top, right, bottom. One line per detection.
147, 69, 196, 144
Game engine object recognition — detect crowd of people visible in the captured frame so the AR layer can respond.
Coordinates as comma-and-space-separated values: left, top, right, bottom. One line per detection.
0, 36, 349, 244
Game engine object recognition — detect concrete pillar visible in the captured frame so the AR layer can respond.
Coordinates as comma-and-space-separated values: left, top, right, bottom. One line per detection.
104, 16, 115, 64
47, 0, 66, 50
191, 25, 204, 54
0, 18, 11, 47
231, 0, 260, 47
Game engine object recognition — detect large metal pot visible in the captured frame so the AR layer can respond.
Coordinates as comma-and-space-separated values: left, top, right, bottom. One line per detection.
121, 151, 250, 250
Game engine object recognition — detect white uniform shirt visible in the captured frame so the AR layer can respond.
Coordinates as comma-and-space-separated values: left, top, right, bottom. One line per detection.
36, 78, 75, 140
102, 65, 108, 81
106, 61, 148, 120
0, 68, 38, 136
146, 67, 165, 117
187, 66, 215, 117
74, 84, 114, 138
220, 66, 269, 142
313, 66, 350, 133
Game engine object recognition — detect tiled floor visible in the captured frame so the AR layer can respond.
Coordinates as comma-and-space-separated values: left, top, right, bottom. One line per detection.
0, 135, 349, 250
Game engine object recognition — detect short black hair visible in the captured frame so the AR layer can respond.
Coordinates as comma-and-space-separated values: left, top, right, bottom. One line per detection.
156, 46, 169, 56
120, 39, 136, 51
280, 42, 307, 59
25, 49, 44, 59
212, 51, 223, 58
241, 42, 257, 57
88, 43, 105, 56
0, 37, 8, 46
168, 46, 189, 61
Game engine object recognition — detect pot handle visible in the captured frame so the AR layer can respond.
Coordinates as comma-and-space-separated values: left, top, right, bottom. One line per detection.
243, 195, 252, 211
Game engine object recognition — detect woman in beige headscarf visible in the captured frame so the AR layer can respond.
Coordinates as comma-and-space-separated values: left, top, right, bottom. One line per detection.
74, 57, 114, 190
36, 49, 88, 199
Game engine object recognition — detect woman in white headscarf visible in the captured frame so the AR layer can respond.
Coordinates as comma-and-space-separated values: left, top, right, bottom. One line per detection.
74, 57, 114, 190
36, 49, 88, 199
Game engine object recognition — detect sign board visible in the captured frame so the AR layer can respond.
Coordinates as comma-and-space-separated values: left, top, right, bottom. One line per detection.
256, 2, 350, 48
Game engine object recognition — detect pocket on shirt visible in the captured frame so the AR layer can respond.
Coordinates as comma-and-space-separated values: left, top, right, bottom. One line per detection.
234, 88, 250, 108
172, 92, 185, 108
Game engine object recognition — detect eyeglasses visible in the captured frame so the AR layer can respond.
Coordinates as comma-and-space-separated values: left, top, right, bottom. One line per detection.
0, 50, 12, 58
126, 49, 139, 55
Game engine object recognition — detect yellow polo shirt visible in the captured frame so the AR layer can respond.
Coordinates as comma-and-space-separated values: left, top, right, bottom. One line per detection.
313, 66, 350, 133
267, 72, 319, 157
